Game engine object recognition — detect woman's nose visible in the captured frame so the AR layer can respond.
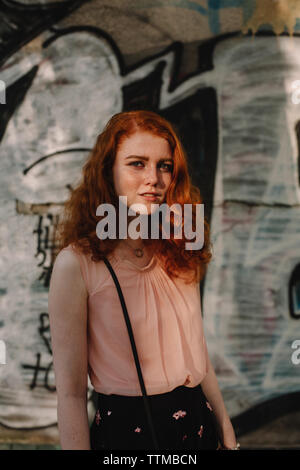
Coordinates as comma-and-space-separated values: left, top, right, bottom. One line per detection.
144, 166, 158, 184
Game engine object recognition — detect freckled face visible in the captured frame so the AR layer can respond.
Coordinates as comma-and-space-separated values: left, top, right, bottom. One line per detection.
112, 131, 173, 214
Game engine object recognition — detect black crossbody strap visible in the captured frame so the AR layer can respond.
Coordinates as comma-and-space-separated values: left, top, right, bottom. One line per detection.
103, 257, 160, 450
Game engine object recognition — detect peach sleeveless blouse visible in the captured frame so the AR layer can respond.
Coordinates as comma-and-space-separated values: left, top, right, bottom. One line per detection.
61, 243, 209, 396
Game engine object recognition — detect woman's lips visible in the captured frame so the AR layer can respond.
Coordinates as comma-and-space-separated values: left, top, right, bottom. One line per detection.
140, 194, 159, 201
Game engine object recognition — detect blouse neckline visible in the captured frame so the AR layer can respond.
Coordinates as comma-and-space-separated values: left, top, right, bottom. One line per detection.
112, 250, 158, 272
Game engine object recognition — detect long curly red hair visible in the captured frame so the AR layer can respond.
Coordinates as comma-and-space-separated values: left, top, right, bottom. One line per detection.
56, 110, 213, 283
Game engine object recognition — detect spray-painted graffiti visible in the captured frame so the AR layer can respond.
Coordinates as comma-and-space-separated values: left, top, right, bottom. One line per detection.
129, 0, 254, 35
0, 0, 300, 438
22, 313, 56, 392
33, 215, 59, 288
0, 26, 123, 429
243, 0, 300, 35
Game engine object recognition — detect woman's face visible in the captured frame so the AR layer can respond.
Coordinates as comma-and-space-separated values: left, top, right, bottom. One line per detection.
112, 130, 173, 214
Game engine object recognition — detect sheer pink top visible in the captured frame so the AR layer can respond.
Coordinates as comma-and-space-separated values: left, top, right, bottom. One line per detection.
61, 243, 209, 396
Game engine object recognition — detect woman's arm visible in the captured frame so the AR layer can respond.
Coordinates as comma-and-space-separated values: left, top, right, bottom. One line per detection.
48, 249, 91, 450
200, 354, 238, 449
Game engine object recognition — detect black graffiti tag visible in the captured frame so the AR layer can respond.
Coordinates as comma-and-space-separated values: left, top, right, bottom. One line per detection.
21, 313, 55, 391
33, 214, 59, 288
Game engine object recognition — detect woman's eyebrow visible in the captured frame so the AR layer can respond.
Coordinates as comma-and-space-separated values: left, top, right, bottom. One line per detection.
125, 155, 173, 162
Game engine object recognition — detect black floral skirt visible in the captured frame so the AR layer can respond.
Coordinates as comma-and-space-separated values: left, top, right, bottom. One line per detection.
90, 382, 219, 450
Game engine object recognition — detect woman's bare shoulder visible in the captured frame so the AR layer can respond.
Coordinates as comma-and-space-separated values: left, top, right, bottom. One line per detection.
54, 247, 80, 270
50, 247, 86, 294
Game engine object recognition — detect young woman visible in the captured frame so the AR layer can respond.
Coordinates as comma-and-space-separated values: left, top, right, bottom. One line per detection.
48, 110, 238, 450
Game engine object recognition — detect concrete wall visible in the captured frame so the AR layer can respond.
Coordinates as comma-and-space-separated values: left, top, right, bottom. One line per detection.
0, 0, 300, 445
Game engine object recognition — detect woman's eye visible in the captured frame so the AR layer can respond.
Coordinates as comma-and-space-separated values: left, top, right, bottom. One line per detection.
160, 163, 173, 172
128, 161, 173, 172
129, 161, 144, 167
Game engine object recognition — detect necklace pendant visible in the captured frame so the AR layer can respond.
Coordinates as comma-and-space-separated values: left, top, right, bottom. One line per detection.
134, 248, 144, 258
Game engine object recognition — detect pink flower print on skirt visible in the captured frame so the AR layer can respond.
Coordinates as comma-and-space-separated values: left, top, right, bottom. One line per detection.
107, 410, 112, 416
197, 425, 204, 438
134, 427, 142, 433
206, 401, 213, 411
95, 409, 101, 425
172, 410, 187, 420
182, 434, 188, 441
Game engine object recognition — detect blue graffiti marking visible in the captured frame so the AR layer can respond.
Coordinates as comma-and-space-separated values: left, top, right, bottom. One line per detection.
131, 0, 256, 35
208, 0, 252, 34
132, 0, 208, 16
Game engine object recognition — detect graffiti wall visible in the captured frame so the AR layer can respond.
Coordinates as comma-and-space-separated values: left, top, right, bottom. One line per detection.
0, 0, 300, 443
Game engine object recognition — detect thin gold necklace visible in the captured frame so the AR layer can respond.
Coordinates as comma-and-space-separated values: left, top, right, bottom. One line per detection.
122, 239, 144, 258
